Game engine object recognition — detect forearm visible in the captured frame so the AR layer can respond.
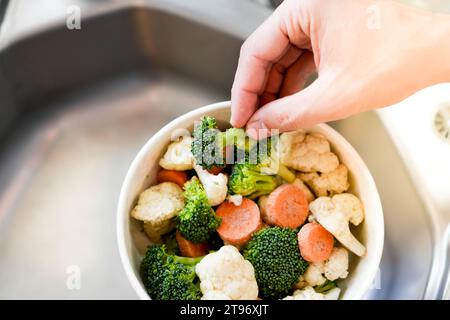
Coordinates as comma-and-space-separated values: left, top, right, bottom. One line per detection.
402, 2, 450, 86
367, 1, 450, 110
429, 12, 450, 83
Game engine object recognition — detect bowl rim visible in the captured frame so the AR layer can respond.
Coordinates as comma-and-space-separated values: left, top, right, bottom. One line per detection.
116, 100, 384, 300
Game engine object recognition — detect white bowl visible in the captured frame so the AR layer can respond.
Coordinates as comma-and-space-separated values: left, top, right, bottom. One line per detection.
117, 101, 384, 300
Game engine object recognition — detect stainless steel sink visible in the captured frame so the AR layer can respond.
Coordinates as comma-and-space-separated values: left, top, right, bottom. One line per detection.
0, 0, 438, 299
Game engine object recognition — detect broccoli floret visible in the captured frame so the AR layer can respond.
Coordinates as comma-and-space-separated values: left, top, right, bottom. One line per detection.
243, 227, 309, 299
228, 163, 279, 199
192, 116, 224, 170
228, 135, 295, 198
192, 115, 295, 186
177, 177, 221, 243
191, 117, 254, 169
140, 245, 203, 300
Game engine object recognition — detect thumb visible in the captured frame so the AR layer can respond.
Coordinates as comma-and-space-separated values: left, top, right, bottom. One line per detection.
246, 78, 343, 139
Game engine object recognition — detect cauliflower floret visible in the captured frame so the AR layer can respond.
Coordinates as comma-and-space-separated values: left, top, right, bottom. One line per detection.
195, 245, 259, 300
333, 193, 364, 226
292, 177, 315, 202
323, 247, 349, 281
282, 286, 341, 300
201, 292, 232, 300
131, 182, 184, 242
309, 195, 366, 256
194, 164, 228, 206
302, 263, 327, 286
279, 130, 339, 173
296, 247, 349, 288
299, 164, 350, 197
227, 194, 243, 206
159, 135, 194, 170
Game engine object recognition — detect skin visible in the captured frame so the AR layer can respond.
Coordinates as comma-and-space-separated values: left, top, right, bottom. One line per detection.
231, 0, 450, 138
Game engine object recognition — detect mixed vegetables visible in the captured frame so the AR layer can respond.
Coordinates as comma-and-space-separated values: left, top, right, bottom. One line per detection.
130, 116, 366, 300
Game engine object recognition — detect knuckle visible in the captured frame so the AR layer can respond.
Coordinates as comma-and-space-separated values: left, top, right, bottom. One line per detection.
239, 40, 251, 56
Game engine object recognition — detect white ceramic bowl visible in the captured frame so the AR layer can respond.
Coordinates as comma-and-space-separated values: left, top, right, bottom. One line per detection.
117, 101, 384, 300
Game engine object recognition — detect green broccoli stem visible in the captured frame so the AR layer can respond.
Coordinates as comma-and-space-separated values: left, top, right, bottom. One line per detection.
265, 155, 296, 183
276, 162, 296, 183
315, 280, 337, 293
172, 255, 204, 266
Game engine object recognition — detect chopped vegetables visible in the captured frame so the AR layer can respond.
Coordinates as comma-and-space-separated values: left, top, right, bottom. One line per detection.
130, 115, 367, 300
283, 286, 341, 300
279, 130, 339, 173
310, 195, 365, 256
243, 227, 308, 299
228, 163, 279, 199
216, 198, 262, 246
301, 247, 350, 288
195, 245, 259, 300
193, 164, 228, 206
177, 177, 222, 243
191, 116, 223, 170
292, 176, 315, 202
176, 231, 209, 257
297, 222, 334, 262
299, 164, 350, 197
131, 182, 184, 243
159, 135, 195, 171
264, 184, 309, 228
157, 169, 189, 187
140, 245, 203, 300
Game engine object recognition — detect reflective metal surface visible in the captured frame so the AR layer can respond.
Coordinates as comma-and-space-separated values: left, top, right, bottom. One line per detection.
0, 0, 442, 299
378, 84, 450, 300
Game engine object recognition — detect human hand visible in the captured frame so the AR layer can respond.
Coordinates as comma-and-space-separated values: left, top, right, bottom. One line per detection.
231, 0, 450, 138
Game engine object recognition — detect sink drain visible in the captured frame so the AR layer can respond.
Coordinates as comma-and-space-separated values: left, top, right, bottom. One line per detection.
434, 105, 450, 142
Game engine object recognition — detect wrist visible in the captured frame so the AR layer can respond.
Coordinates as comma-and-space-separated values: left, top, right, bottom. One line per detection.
410, 7, 450, 84
378, 0, 450, 84
432, 14, 450, 81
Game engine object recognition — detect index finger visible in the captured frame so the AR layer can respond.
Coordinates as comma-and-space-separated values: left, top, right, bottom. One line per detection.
230, 11, 290, 128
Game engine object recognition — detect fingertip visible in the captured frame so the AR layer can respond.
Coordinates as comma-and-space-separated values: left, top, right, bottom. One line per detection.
230, 108, 247, 128
245, 113, 271, 140
229, 114, 240, 128
230, 91, 258, 128
246, 96, 299, 134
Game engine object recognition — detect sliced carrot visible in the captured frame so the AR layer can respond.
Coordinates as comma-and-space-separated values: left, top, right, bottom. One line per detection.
265, 184, 309, 228
207, 166, 224, 175
176, 231, 209, 257
297, 222, 334, 262
157, 169, 188, 187
216, 198, 262, 246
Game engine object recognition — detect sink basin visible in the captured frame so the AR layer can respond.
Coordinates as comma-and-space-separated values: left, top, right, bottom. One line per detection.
0, 0, 437, 299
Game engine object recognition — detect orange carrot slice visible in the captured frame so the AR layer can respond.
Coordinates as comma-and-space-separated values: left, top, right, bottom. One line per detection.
157, 170, 188, 187
297, 222, 334, 262
175, 231, 209, 257
265, 184, 308, 228
216, 198, 262, 246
